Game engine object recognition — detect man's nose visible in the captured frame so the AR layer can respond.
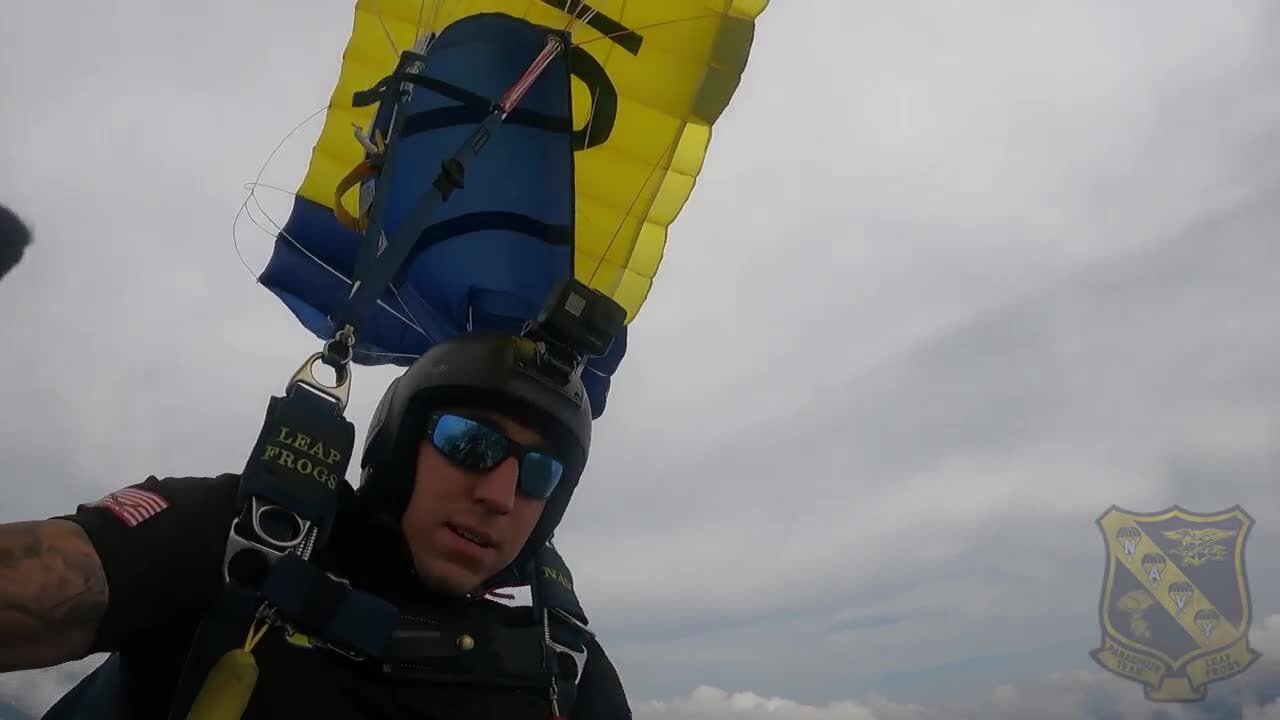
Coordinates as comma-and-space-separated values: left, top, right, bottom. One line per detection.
471, 457, 519, 513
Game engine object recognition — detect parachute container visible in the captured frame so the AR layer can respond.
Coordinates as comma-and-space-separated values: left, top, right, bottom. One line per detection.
258, 1, 768, 417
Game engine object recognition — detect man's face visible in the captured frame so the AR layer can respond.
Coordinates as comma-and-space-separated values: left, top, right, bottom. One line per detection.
399, 406, 549, 596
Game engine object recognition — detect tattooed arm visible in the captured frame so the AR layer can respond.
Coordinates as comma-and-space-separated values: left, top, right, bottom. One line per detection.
0, 519, 108, 671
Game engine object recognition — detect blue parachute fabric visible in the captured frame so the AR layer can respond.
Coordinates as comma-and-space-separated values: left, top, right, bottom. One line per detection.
259, 13, 625, 417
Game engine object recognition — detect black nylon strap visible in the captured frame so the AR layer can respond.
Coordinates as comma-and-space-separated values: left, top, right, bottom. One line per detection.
402, 104, 570, 136
237, 387, 354, 554
260, 553, 400, 659
391, 211, 572, 288
351, 59, 479, 110
535, 543, 587, 626
165, 584, 262, 720
379, 614, 564, 695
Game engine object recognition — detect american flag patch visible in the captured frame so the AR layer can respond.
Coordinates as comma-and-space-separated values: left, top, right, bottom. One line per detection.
91, 487, 170, 527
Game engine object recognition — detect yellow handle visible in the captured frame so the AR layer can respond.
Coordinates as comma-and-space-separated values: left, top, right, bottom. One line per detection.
184, 648, 260, 720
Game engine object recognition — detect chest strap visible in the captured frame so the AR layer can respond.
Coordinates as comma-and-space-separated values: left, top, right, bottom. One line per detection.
260, 552, 400, 659
174, 546, 592, 718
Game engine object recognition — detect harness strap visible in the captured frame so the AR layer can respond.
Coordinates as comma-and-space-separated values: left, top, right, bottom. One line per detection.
531, 542, 591, 715
260, 552, 399, 659
222, 363, 355, 588
535, 542, 589, 629
167, 584, 263, 720
382, 618, 551, 682
168, 567, 588, 718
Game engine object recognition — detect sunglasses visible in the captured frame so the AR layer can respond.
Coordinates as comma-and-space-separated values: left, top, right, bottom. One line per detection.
425, 412, 565, 499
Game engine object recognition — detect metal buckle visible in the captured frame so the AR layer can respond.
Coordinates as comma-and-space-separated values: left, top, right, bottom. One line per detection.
221, 498, 314, 583
290, 351, 351, 414
548, 636, 587, 685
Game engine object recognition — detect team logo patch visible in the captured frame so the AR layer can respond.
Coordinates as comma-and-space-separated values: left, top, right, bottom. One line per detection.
90, 486, 170, 527
1090, 505, 1260, 702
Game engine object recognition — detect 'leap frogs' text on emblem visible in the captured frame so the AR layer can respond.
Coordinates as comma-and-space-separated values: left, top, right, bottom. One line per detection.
1090, 505, 1260, 702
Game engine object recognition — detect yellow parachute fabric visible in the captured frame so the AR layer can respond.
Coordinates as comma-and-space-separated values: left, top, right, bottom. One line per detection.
295, 0, 768, 324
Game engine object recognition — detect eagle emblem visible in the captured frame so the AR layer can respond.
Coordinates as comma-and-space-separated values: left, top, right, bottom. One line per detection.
1161, 527, 1238, 567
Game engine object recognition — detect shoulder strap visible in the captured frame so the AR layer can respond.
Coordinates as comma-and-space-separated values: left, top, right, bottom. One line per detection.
534, 540, 591, 632
532, 541, 593, 717
222, 380, 354, 585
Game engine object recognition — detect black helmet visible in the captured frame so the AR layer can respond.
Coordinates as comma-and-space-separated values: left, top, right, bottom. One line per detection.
357, 330, 594, 581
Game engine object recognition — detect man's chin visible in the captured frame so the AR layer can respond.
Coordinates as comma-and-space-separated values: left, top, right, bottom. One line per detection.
413, 555, 488, 597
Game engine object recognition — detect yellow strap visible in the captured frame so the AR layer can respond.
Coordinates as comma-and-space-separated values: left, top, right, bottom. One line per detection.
333, 128, 387, 232
333, 162, 378, 233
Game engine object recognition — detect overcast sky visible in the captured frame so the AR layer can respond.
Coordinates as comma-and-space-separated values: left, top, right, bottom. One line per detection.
3, 1, 1280, 719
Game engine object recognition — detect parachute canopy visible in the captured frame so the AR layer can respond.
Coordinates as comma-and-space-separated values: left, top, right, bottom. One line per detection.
258, 0, 767, 417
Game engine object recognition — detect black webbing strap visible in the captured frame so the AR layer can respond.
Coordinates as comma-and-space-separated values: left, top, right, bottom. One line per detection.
223, 383, 355, 586
260, 552, 400, 659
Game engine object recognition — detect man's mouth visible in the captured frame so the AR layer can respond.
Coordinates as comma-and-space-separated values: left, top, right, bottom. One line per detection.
446, 522, 495, 549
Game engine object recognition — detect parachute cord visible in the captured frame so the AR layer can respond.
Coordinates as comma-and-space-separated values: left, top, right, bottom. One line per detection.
235, 182, 428, 348
426, 0, 447, 40
572, 14, 720, 51
230, 103, 430, 358
368, 0, 400, 57
568, 8, 731, 296
586, 132, 679, 292
232, 105, 328, 282
581, 82, 601, 159
563, 1, 598, 30
244, 617, 271, 652
498, 34, 565, 117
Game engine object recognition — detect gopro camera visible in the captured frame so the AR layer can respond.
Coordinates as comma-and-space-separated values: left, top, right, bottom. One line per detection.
521, 277, 625, 381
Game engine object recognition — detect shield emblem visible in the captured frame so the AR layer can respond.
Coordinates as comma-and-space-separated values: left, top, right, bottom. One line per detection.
1090, 505, 1260, 701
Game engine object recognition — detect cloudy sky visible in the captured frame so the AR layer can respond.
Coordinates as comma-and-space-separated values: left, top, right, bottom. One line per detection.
3, 1, 1280, 719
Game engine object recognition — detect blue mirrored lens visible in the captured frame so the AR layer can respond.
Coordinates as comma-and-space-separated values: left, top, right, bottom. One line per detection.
430, 413, 565, 499
431, 414, 508, 471
518, 452, 564, 499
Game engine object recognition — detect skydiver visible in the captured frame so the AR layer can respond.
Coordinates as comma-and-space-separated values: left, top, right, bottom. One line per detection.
0, 332, 633, 719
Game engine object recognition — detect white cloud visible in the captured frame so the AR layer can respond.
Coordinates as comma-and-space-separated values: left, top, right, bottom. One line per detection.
636, 686, 929, 720
629, 615, 1280, 720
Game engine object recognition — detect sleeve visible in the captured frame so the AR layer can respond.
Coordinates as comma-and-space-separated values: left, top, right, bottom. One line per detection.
52, 473, 241, 654
573, 632, 633, 719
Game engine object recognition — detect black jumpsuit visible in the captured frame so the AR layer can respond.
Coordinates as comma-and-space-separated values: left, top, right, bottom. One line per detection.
48, 474, 632, 719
